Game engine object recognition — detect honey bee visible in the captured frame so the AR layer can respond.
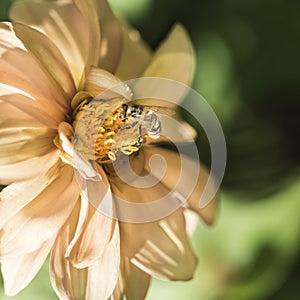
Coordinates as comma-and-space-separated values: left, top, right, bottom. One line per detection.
73, 96, 175, 162
117, 102, 175, 138
119, 103, 175, 121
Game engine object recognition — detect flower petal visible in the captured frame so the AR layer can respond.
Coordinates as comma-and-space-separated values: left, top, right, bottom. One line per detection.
143, 147, 219, 225
0, 121, 57, 165
72, 0, 123, 77
12, 22, 76, 102
0, 165, 79, 258
50, 201, 88, 300
0, 149, 60, 185
94, 0, 123, 73
85, 222, 120, 300
134, 24, 195, 107
0, 160, 61, 229
142, 23, 194, 85
65, 198, 116, 269
0, 23, 67, 125
120, 209, 198, 281
83, 66, 132, 100
113, 256, 151, 300
0, 100, 45, 126
0, 86, 62, 128
116, 26, 152, 80
183, 209, 200, 236
10, 0, 90, 87
1, 236, 55, 296
50, 201, 120, 300
73, 0, 101, 71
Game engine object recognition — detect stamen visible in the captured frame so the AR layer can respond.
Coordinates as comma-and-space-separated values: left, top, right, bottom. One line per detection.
72, 97, 162, 163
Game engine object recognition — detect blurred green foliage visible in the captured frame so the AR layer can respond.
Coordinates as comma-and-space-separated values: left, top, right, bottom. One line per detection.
1, 0, 300, 299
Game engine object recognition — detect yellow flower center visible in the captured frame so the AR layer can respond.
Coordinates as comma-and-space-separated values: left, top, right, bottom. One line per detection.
72, 97, 161, 163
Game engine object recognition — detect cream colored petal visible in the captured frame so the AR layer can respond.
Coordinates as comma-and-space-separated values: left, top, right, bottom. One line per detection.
143, 147, 218, 225
183, 209, 200, 236
85, 223, 120, 300
10, 0, 90, 87
0, 23, 67, 122
72, 0, 123, 75
73, 0, 101, 81
64, 159, 115, 268
50, 200, 88, 300
134, 24, 195, 107
0, 122, 57, 165
0, 165, 79, 258
0, 86, 62, 128
57, 122, 99, 180
142, 23, 194, 84
0, 160, 61, 229
50, 201, 120, 300
116, 26, 152, 80
0, 149, 60, 185
1, 236, 55, 297
12, 22, 76, 102
0, 101, 45, 126
95, 0, 123, 73
120, 209, 198, 281
66, 200, 116, 269
122, 257, 151, 300
84, 66, 132, 100
110, 156, 186, 222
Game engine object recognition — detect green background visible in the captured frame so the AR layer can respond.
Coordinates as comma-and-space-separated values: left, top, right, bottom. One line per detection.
1, 0, 300, 299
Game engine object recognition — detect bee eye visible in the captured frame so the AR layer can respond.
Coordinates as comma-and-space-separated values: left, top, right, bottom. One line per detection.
120, 103, 128, 119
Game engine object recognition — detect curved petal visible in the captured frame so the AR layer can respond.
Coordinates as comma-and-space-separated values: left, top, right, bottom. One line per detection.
1, 236, 55, 297
0, 101, 45, 126
0, 149, 60, 185
0, 122, 57, 165
122, 259, 150, 300
116, 26, 152, 81
83, 66, 132, 100
0, 160, 61, 229
119, 209, 198, 281
65, 198, 116, 269
50, 200, 88, 300
85, 222, 120, 300
113, 255, 151, 300
142, 23, 194, 84
10, 0, 90, 87
0, 87, 61, 129
94, 0, 123, 73
135, 24, 195, 107
0, 23, 67, 125
0, 165, 79, 258
73, 0, 101, 73
50, 200, 120, 300
143, 147, 218, 225
12, 22, 76, 102
183, 209, 200, 236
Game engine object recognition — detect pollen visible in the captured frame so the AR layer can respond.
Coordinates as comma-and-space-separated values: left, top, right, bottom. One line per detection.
72, 97, 145, 163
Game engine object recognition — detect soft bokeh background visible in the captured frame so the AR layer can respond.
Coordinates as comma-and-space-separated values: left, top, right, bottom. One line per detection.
1, 0, 300, 299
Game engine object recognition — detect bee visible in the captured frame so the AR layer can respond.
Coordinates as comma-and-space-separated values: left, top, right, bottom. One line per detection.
119, 103, 175, 121
117, 102, 175, 138
73, 96, 176, 162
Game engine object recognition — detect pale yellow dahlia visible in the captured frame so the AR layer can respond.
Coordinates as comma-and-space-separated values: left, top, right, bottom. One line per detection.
0, 0, 218, 299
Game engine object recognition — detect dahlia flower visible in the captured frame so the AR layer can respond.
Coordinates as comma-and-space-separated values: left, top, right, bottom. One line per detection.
0, 0, 218, 299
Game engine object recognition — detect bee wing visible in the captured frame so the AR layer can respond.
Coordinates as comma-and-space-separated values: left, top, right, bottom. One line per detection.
141, 105, 176, 116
